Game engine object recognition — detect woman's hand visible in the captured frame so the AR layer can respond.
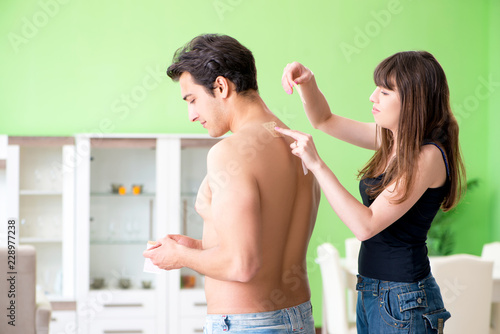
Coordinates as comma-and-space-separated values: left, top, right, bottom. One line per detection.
274, 126, 323, 173
281, 62, 314, 95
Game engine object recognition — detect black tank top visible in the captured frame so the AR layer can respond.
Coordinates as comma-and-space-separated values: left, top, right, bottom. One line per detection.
358, 143, 449, 282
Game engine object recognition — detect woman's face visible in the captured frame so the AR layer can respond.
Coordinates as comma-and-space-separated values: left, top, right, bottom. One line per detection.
369, 85, 401, 133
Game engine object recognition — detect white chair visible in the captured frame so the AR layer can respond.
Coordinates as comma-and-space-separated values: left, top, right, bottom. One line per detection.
482, 242, 500, 274
430, 254, 494, 334
344, 238, 361, 265
316, 243, 357, 334
344, 237, 361, 323
482, 242, 500, 334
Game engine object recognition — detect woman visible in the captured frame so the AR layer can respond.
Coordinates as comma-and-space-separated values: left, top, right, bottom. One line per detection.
275, 51, 465, 333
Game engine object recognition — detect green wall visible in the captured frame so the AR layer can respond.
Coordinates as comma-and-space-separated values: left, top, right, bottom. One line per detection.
1, 0, 499, 327
489, 0, 500, 240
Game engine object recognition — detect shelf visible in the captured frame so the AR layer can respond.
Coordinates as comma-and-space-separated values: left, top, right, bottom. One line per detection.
20, 190, 62, 196
90, 240, 149, 245
180, 287, 205, 293
91, 192, 155, 198
20, 237, 62, 243
88, 288, 156, 293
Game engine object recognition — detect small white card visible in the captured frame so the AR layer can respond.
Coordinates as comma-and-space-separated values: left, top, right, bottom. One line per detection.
143, 241, 162, 274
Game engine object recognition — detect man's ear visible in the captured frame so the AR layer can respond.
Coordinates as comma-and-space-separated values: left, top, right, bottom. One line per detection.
214, 76, 231, 99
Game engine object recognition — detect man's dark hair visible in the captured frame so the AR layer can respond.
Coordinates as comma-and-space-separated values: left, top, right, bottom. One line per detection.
167, 34, 258, 96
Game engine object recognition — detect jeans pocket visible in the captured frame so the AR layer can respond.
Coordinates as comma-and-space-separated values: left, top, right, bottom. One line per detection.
423, 309, 451, 333
379, 289, 428, 329
399, 290, 428, 311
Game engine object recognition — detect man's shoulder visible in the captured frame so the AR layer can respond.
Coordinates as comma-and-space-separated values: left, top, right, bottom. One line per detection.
206, 136, 241, 168
207, 123, 288, 168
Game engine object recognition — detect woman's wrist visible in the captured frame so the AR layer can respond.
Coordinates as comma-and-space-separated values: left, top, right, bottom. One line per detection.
309, 158, 327, 175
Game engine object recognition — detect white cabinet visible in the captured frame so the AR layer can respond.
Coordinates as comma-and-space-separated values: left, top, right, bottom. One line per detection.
74, 134, 218, 333
49, 303, 77, 334
1, 134, 218, 333
179, 289, 208, 333
74, 135, 218, 333
2, 137, 76, 300
180, 317, 207, 334
87, 290, 157, 334
0, 135, 7, 247
75, 135, 167, 333
165, 137, 219, 333
89, 319, 156, 334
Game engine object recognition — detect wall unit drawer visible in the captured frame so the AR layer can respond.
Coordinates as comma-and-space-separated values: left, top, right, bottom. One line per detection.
89, 317, 156, 334
180, 316, 206, 334
50, 310, 76, 334
88, 290, 156, 317
180, 289, 207, 316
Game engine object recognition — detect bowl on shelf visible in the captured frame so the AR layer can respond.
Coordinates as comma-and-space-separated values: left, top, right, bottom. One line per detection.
118, 278, 131, 289
141, 280, 152, 289
90, 277, 105, 289
111, 183, 122, 194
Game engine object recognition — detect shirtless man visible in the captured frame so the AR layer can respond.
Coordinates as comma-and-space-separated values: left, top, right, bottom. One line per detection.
143, 34, 320, 334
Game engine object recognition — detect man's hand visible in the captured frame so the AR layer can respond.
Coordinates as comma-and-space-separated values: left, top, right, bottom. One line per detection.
142, 234, 201, 271
169, 234, 203, 250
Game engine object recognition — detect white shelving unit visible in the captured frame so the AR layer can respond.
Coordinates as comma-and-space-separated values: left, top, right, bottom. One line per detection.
0, 135, 7, 247
74, 134, 166, 334
168, 138, 219, 334
1, 134, 219, 334
3, 137, 76, 301
0, 136, 78, 334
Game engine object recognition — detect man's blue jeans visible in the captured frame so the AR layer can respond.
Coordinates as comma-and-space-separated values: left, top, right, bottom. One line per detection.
356, 273, 451, 333
203, 301, 315, 333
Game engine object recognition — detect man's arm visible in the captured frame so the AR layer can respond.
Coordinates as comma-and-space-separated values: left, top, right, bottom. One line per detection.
143, 140, 262, 282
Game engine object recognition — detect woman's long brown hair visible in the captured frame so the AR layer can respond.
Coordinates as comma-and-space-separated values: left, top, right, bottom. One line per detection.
358, 51, 465, 211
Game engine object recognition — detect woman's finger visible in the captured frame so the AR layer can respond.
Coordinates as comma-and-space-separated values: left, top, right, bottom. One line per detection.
274, 126, 304, 140
281, 63, 296, 94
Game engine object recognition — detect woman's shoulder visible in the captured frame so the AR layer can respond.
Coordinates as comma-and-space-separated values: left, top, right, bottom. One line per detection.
418, 143, 448, 188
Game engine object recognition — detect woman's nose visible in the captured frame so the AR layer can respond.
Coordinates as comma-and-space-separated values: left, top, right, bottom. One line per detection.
369, 88, 379, 103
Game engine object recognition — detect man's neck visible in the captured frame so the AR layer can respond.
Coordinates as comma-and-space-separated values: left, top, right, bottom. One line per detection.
227, 92, 272, 134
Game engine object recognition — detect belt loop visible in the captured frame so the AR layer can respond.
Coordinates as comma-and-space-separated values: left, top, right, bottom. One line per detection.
356, 275, 364, 291
220, 315, 229, 331
373, 280, 380, 296
296, 305, 305, 331
438, 318, 444, 334
286, 306, 304, 331
418, 276, 426, 289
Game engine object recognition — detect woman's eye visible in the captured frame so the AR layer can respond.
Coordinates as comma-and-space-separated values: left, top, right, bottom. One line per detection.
381, 91, 389, 96
189, 99, 195, 104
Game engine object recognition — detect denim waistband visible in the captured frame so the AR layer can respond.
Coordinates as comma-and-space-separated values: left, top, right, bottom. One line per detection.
205, 300, 312, 332
356, 273, 434, 293
205, 300, 312, 321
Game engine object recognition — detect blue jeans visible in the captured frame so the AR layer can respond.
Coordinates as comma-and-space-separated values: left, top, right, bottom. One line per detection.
203, 301, 315, 333
356, 273, 451, 333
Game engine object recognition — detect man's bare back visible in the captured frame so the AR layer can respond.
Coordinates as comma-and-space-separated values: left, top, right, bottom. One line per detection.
196, 120, 320, 314
144, 34, 321, 330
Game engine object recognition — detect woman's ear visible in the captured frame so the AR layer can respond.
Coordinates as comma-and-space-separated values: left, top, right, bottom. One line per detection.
214, 76, 230, 98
